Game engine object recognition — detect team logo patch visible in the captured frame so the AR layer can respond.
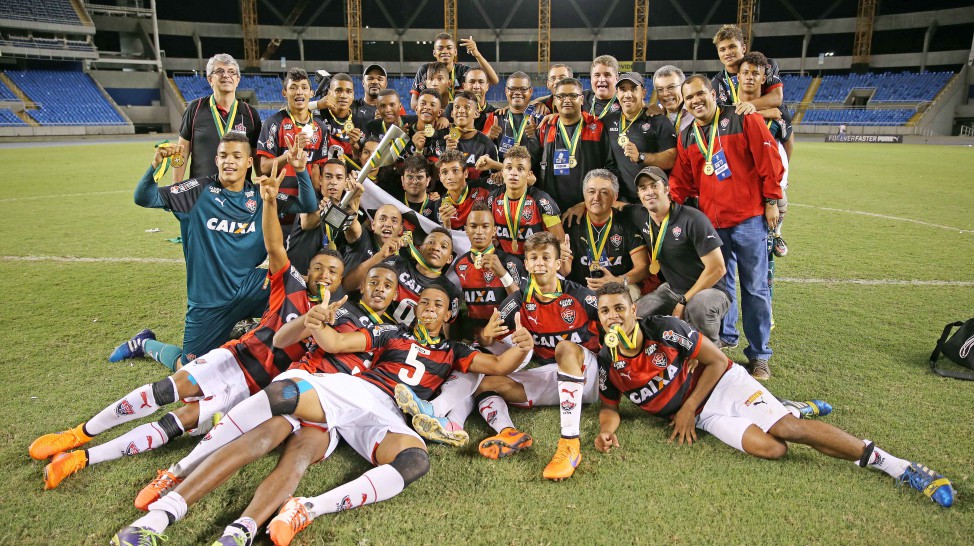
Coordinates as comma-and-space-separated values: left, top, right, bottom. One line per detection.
560, 399, 576, 412
483, 269, 494, 282
539, 198, 549, 208
559, 299, 573, 308
611, 103, 620, 112
282, 123, 293, 130
584, 295, 597, 307
587, 123, 597, 132
720, 118, 730, 129
561, 308, 576, 324
644, 343, 657, 355
522, 207, 533, 221
651, 352, 667, 368
235, 123, 246, 132
245, 199, 258, 213
337, 496, 353, 512
115, 400, 134, 416
744, 390, 766, 407
671, 226, 682, 238
663, 329, 694, 350
124, 442, 140, 456
458, 264, 468, 272
613, 359, 626, 370
610, 234, 622, 248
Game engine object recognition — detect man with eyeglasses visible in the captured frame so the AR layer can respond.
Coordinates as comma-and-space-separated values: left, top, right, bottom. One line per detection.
652, 65, 694, 134
482, 72, 542, 167
536, 78, 616, 212
175, 53, 262, 181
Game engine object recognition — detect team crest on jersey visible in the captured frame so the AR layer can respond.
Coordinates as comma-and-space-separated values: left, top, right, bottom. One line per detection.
611, 103, 620, 112
115, 400, 134, 416
170, 180, 199, 194
671, 226, 682, 238
209, 186, 222, 194
641, 122, 651, 131
651, 352, 668, 368
587, 123, 597, 132
610, 234, 622, 248
245, 199, 257, 213
483, 269, 494, 282
522, 207, 533, 221
561, 308, 576, 324
720, 118, 730, 129
585, 295, 597, 308
235, 123, 246, 132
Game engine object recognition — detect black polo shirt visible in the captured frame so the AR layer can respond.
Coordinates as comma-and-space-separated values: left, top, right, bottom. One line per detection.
564, 211, 646, 285
602, 111, 677, 201
179, 96, 262, 180
583, 89, 620, 120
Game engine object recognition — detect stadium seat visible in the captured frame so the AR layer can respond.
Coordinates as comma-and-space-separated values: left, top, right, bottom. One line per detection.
0, 108, 27, 126
3, 70, 126, 125
813, 71, 953, 103
0, 0, 83, 25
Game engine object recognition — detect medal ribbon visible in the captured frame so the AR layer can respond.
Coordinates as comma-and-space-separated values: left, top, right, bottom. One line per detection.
359, 301, 392, 325
585, 212, 613, 268
556, 119, 582, 160
675, 109, 683, 131
590, 95, 617, 119
692, 107, 720, 169
406, 193, 430, 216
328, 110, 351, 133
608, 323, 640, 363
450, 184, 471, 207
413, 323, 442, 346
322, 224, 336, 250
152, 140, 175, 183
619, 111, 641, 138
503, 191, 527, 247
471, 244, 495, 259
507, 111, 529, 145
649, 208, 671, 267
724, 70, 739, 104
209, 95, 238, 138
526, 275, 562, 303
448, 65, 457, 102
408, 243, 440, 277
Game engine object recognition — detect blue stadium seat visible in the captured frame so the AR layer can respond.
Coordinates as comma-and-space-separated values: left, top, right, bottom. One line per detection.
813, 71, 953, 103
3, 70, 126, 125
0, 0, 82, 25
801, 108, 914, 126
0, 108, 27, 126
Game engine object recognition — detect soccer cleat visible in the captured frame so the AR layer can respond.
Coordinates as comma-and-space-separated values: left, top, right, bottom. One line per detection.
717, 339, 738, 351
268, 497, 314, 546
29, 423, 93, 460
773, 236, 789, 257
135, 469, 183, 511
478, 427, 533, 460
210, 533, 252, 546
411, 414, 469, 447
543, 438, 582, 481
111, 526, 167, 546
749, 359, 771, 381
781, 399, 833, 419
43, 450, 88, 489
394, 383, 436, 418
109, 328, 156, 362
898, 462, 955, 508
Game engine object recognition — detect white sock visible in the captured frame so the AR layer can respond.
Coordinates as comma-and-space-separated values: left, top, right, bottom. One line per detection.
477, 394, 514, 433
86, 421, 173, 465
171, 391, 273, 477
858, 439, 910, 478
86, 381, 169, 435
430, 372, 481, 417
134, 492, 187, 533
445, 395, 475, 428
306, 464, 404, 517
222, 517, 257, 540
557, 373, 584, 438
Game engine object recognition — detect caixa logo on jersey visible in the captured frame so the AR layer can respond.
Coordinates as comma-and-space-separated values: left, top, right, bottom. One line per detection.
207, 218, 256, 234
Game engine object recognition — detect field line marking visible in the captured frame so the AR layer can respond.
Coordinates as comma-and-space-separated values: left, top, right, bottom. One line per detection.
0, 190, 130, 203
776, 277, 974, 287
791, 203, 973, 233
1, 255, 182, 264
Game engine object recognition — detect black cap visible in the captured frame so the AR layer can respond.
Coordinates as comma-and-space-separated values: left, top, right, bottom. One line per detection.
364, 64, 387, 77
634, 166, 668, 187
617, 72, 644, 88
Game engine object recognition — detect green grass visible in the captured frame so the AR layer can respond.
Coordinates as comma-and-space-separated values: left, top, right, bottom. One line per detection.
0, 141, 973, 545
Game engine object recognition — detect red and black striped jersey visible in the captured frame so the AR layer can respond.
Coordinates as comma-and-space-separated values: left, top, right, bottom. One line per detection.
497, 278, 600, 365
430, 184, 491, 230
257, 110, 329, 194
319, 108, 365, 157
359, 323, 478, 400
453, 249, 526, 324
597, 316, 730, 417
384, 254, 462, 326
288, 301, 391, 376
225, 262, 311, 394
488, 186, 561, 257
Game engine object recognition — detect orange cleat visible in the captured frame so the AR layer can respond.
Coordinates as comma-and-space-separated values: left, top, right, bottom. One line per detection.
29, 423, 92, 460
43, 450, 87, 489
478, 427, 533, 460
134, 469, 183, 511
268, 497, 314, 546
542, 438, 581, 481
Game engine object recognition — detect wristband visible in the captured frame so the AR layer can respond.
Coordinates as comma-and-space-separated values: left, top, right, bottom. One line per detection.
500, 273, 514, 288
678, 295, 688, 306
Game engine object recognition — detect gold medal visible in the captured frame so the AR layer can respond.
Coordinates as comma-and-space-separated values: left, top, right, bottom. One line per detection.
473, 253, 483, 269
449, 126, 461, 140
589, 262, 601, 273
649, 260, 661, 274
343, 119, 355, 133
703, 163, 715, 176
511, 241, 519, 253
605, 331, 619, 349
170, 154, 185, 168
617, 135, 629, 148
400, 231, 413, 246
423, 125, 435, 138
568, 156, 577, 168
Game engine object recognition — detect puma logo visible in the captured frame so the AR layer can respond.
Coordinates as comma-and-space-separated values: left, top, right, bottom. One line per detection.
139, 391, 151, 409
561, 388, 576, 399
619, 370, 633, 381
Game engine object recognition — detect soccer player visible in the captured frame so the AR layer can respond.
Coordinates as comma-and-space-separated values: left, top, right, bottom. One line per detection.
407, 89, 445, 162
435, 91, 499, 180
364, 89, 418, 140
710, 24, 783, 114
652, 65, 693, 134
669, 74, 782, 380
537, 77, 617, 212
481, 72, 542, 165
110, 132, 317, 370
602, 72, 677, 202
584, 55, 621, 120
443, 68, 496, 132
410, 33, 499, 111
489, 145, 564, 257
563, 169, 649, 295
340, 204, 404, 290
399, 155, 438, 225
591, 282, 955, 509
433, 148, 491, 230
383, 227, 463, 329
31, 155, 340, 490
317, 73, 365, 157
112, 285, 535, 546
423, 62, 454, 110
473, 232, 601, 481
174, 53, 262, 181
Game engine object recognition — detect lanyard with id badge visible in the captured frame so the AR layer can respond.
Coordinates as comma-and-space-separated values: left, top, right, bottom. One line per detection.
693, 107, 732, 181
554, 118, 581, 175
500, 104, 537, 155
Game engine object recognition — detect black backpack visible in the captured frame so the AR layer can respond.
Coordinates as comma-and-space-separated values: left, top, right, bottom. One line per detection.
929, 319, 974, 380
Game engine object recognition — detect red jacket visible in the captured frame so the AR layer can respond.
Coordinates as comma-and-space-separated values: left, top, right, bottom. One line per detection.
669, 109, 782, 229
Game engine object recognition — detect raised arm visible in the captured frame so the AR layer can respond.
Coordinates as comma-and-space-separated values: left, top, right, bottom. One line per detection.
467, 312, 534, 375
257, 160, 290, 273
134, 143, 184, 208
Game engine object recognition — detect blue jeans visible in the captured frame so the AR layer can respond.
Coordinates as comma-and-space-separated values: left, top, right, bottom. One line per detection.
716, 215, 772, 361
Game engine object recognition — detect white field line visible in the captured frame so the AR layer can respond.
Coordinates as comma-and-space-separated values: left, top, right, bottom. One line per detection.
0, 190, 130, 203
790, 203, 973, 233
2, 255, 182, 264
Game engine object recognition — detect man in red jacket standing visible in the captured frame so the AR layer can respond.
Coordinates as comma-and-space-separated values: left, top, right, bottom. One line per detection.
668, 74, 782, 380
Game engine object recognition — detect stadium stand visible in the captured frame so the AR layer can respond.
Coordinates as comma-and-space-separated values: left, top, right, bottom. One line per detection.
3, 70, 126, 125
0, 80, 19, 102
781, 74, 812, 103
801, 108, 915, 126
0, 108, 27, 126
0, 0, 83, 25
1, 35, 95, 53
813, 71, 953, 103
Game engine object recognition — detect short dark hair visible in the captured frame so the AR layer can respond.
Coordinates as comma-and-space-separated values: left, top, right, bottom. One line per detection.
402, 155, 430, 176
713, 24, 745, 45
367, 262, 398, 280
218, 131, 251, 153
331, 72, 353, 86
524, 231, 560, 259
433, 33, 455, 44
555, 77, 583, 92
596, 281, 633, 304
321, 158, 347, 172
453, 90, 477, 103
740, 51, 769, 73
438, 149, 466, 168
682, 74, 713, 92
426, 227, 454, 251
426, 62, 450, 79
470, 201, 492, 214
508, 71, 531, 82
418, 88, 441, 103
284, 68, 309, 86
378, 88, 399, 100
312, 247, 344, 266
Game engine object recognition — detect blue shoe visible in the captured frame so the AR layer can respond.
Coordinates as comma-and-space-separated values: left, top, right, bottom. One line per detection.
108, 329, 155, 362
111, 525, 167, 545
898, 462, 955, 508
394, 383, 435, 418
781, 399, 832, 419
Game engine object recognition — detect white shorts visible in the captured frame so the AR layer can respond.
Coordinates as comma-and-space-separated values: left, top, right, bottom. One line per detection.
275, 369, 421, 464
778, 141, 789, 189
695, 364, 790, 452
509, 347, 599, 408
181, 348, 251, 429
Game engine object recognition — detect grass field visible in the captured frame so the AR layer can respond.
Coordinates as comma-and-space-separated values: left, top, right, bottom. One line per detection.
0, 140, 972, 545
